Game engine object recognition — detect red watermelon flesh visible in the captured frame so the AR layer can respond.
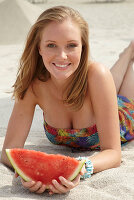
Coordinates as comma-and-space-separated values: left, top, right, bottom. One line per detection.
6, 149, 85, 187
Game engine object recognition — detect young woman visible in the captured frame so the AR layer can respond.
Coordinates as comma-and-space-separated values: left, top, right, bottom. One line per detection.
1, 6, 134, 195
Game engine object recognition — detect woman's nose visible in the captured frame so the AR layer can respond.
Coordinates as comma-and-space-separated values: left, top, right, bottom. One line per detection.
58, 48, 68, 59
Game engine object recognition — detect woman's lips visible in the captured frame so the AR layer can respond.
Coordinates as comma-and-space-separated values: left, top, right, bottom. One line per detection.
53, 63, 71, 70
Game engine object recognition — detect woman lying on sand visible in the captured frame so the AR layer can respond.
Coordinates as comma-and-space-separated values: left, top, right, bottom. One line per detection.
1, 6, 134, 195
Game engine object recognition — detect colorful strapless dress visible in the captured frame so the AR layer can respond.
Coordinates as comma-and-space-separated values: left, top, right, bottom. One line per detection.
43, 95, 134, 151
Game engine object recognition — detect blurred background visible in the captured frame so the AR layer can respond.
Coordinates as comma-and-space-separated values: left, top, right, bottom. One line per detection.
0, 0, 134, 99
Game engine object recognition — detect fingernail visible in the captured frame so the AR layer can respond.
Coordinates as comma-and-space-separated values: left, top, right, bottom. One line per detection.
59, 176, 63, 181
52, 179, 56, 184
31, 181, 35, 184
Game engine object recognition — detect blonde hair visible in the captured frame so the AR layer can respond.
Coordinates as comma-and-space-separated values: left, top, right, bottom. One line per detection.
13, 6, 90, 110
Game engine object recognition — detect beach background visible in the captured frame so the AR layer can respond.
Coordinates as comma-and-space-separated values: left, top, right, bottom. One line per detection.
0, 0, 134, 199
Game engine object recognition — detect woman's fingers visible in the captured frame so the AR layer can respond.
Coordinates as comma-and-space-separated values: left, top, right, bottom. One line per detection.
20, 174, 81, 195
51, 179, 68, 193
35, 184, 46, 194
49, 175, 81, 194
49, 183, 61, 194
21, 179, 46, 193
71, 174, 81, 185
21, 178, 36, 189
28, 181, 42, 193
79, 164, 86, 176
59, 176, 75, 189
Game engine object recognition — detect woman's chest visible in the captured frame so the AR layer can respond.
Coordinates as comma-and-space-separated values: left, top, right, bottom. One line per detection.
39, 91, 96, 129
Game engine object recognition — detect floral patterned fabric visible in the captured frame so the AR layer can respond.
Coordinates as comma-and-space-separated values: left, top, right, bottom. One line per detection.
43, 95, 134, 151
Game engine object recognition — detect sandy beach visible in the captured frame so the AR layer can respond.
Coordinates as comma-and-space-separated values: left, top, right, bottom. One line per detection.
0, 0, 134, 200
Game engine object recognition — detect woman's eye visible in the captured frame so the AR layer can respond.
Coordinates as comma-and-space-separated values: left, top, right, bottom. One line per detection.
47, 44, 56, 48
67, 43, 77, 48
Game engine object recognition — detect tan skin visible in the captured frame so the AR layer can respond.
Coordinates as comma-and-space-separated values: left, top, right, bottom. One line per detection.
1, 18, 134, 194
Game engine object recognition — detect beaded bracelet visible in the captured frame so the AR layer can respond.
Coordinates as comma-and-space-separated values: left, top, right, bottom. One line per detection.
76, 156, 94, 179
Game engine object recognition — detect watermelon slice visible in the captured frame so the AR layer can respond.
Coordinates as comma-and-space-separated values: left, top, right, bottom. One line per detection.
6, 149, 85, 187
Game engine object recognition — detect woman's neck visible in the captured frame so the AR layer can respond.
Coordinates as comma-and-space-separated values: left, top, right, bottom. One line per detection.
49, 76, 67, 100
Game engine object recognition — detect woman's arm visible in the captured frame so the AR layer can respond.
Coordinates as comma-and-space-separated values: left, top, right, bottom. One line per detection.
88, 62, 121, 173
1, 84, 84, 195
1, 86, 37, 168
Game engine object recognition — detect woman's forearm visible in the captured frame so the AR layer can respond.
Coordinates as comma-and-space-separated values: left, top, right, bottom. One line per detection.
89, 149, 121, 174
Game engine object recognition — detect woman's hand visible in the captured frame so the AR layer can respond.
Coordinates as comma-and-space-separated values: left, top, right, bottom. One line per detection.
15, 171, 46, 194
14, 164, 86, 195
48, 164, 86, 195
48, 174, 81, 195
79, 163, 86, 176
21, 179, 46, 194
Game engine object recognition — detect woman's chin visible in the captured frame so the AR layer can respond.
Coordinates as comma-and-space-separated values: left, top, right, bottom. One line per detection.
52, 71, 74, 81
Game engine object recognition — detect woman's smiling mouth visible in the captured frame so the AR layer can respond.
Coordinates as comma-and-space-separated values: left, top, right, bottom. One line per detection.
53, 63, 71, 70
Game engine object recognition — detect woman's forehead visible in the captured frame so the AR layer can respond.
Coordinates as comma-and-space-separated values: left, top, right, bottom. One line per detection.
40, 19, 81, 42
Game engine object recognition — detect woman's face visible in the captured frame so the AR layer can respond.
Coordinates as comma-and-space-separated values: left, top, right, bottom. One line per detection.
39, 18, 82, 81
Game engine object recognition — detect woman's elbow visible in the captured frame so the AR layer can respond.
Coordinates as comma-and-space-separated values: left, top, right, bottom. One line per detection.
114, 152, 122, 168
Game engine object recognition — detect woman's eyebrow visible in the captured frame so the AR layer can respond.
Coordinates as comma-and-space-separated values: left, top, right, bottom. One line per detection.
45, 40, 56, 43
45, 40, 79, 43
67, 40, 79, 42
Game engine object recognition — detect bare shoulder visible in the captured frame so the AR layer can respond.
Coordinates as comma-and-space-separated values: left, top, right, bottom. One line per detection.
87, 61, 117, 103
29, 78, 48, 106
87, 62, 114, 91
88, 62, 112, 81
16, 78, 44, 106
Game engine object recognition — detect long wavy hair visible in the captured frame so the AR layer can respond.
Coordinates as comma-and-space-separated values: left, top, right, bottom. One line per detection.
13, 6, 90, 111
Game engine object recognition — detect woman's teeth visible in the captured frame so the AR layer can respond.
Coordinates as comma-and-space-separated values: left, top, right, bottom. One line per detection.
54, 63, 70, 68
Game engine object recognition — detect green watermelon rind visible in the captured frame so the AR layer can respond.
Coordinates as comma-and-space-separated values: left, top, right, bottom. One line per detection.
6, 149, 85, 185
6, 149, 32, 182
69, 159, 85, 181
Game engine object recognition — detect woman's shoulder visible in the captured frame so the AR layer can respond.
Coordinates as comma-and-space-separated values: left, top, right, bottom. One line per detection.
87, 61, 112, 85
88, 61, 110, 78
26, 78, 48, 102
87, 61, 114, 94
